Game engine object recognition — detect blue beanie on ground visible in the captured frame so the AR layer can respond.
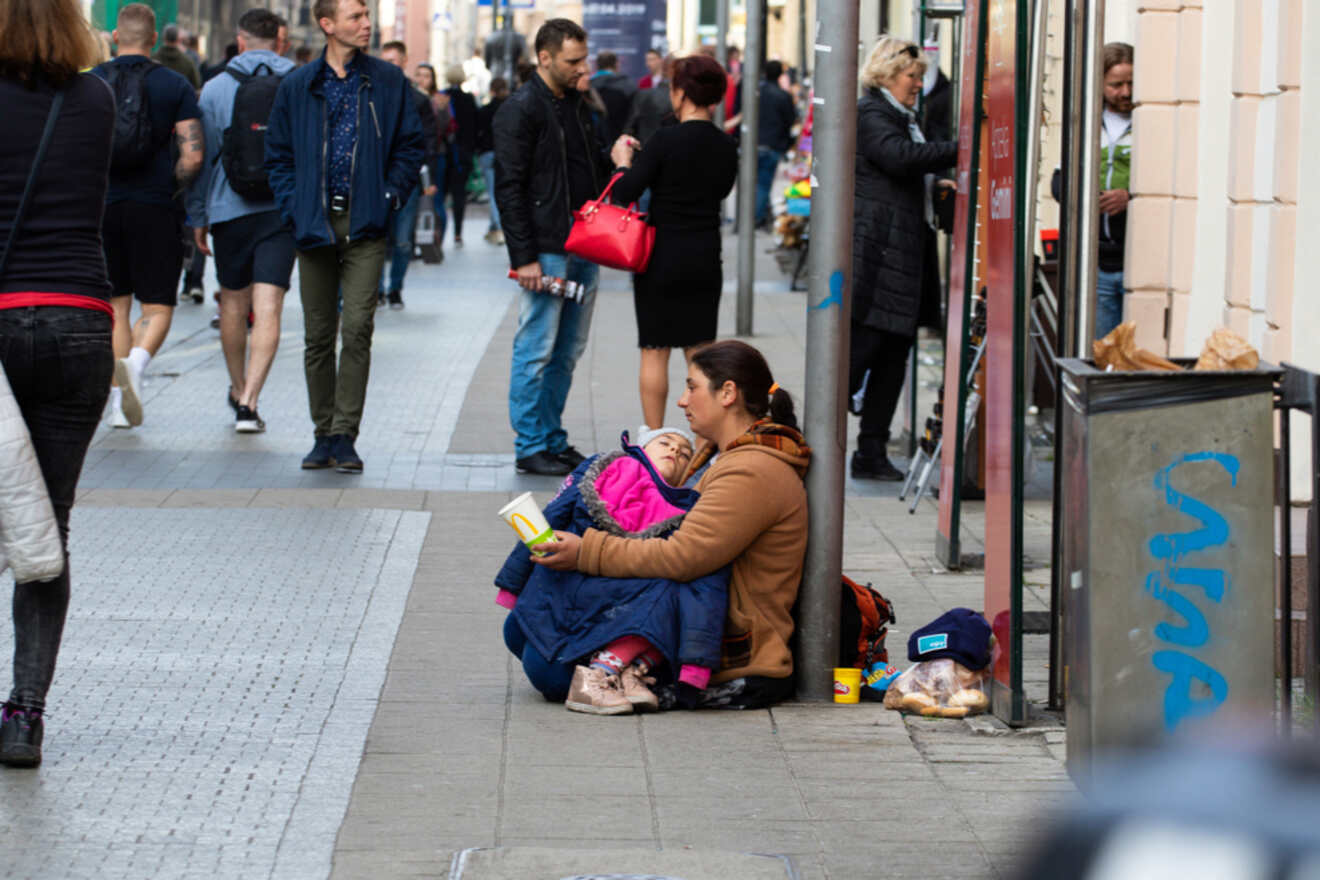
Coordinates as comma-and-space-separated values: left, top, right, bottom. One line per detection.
907, 608, 992, 670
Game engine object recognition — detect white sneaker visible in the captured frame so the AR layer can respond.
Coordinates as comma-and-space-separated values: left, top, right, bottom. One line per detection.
110, 405, 131, 429
113, 358, 143, 426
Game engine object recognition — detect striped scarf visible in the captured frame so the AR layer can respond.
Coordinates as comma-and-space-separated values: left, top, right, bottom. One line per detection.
683, 419, 812, 484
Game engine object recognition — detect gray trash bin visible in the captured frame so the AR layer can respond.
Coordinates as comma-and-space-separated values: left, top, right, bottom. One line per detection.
1058, 358, 1280, 780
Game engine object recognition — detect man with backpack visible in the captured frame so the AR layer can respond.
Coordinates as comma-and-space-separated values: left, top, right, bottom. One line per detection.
264, 0, 424, 474
187, 8, 297, 433
94, 3, 203, 430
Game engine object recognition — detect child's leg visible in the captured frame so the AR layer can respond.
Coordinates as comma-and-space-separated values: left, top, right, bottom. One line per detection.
590, 634, 654, 675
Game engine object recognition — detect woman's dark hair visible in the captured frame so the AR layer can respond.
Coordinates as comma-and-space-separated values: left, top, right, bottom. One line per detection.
690, 340, 798, 429
671, 54, 727, 109
0, 0, 100, 86
415, 63, 437, 94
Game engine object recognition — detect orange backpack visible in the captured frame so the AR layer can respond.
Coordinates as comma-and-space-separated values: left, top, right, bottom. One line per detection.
839, 575, 897, 669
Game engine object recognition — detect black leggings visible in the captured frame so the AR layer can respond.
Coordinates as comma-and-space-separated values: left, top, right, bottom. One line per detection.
0, 306, 112, 710
849, 322, 913, 455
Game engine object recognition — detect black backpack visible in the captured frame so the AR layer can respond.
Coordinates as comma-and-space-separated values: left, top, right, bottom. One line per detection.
220, 64, 284, 200
104, 60, 159, 171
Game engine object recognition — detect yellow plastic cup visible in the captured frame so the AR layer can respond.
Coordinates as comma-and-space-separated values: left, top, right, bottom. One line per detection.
833, 667, 862, 704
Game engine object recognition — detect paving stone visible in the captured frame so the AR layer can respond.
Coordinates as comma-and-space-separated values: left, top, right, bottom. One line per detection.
0, 507, 426, 880
447, 846, 796, 880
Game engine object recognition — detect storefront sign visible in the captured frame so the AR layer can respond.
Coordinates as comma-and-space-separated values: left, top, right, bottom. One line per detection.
582, 1, 668, 81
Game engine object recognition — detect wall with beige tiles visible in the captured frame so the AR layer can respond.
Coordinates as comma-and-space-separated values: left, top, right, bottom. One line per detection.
1126, 0, 1314, 494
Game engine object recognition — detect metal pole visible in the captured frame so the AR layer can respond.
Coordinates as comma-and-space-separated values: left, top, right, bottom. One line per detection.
735, 0, 764, 337
716, 0, 729, 128
798, 0, 808, 77
1074, 0, 1105, 353
798, 0, 857, 701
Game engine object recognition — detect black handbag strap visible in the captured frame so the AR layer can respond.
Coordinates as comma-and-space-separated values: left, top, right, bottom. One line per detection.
0, 90, 65, 283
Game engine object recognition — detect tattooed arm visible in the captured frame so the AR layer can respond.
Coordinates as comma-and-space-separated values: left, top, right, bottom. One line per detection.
174, 118, 204, 186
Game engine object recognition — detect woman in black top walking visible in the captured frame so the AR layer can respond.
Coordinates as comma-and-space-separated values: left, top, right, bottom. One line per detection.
609, 54, 737, 433
0, 0, 117, 766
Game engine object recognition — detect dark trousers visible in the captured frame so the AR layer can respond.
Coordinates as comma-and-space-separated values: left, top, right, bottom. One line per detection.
446, 147, 469, 241
849, 322, 913, 457
295, 212, 387, 439
0, 307, 112, 710
183, 226, 206, 291
503, 613, 574, 701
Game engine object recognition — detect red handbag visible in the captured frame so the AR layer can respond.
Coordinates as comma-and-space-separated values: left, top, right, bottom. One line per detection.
564, 172, 656, 273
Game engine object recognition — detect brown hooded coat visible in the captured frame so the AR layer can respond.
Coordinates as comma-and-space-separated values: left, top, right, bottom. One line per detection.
578, 423, 811, 684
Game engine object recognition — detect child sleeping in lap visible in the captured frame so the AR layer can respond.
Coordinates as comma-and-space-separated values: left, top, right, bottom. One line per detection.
495, 426, 729, 715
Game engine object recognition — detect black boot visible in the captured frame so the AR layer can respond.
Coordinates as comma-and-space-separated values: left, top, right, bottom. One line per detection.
0, 703, 43, 767
851, 438, 903, 481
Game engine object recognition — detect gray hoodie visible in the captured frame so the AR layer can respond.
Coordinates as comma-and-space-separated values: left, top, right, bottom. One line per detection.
186, 49, 296, 228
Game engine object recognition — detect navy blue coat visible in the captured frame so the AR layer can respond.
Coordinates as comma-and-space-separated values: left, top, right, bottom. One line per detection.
264, 49, 424, 249
495, 440, 730, 672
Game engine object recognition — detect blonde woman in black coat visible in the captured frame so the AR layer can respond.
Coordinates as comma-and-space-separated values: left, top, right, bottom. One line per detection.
849, 36, 956, 480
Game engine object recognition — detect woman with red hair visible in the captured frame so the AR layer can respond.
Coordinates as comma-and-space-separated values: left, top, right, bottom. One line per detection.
608, 54, 738, 434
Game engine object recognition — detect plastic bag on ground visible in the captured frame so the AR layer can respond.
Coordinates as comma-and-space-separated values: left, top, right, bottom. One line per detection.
882, 658, 990, 718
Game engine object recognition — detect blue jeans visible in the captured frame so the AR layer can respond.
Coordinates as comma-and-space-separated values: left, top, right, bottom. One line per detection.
429, 154, 447, 239
508, 252, 599, 459
504, 613, 574, 701
1095, 269, 1125, 339
0, 307, 112, 710
755, 147, 783, 225
381, 185, 421, 294
477, 150, 499, 231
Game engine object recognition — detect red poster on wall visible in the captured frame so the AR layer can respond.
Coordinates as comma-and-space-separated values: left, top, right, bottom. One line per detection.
983, 0, 1025, 721
934, 0, 985, 569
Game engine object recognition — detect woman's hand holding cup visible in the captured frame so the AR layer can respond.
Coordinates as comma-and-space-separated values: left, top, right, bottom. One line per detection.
530, 531, 582, 571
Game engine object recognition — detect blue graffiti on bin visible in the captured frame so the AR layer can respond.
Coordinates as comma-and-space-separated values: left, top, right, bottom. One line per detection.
1145, 451, 1236, 731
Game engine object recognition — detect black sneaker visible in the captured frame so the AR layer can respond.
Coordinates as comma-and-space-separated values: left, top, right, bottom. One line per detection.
0, 703, 43, 767
387, 290, 404, 310
227, 389, 241, 414
376, 290, 386, 308
332, 435, 363, 473
850, 450, 904, 481
516, 451, 572, 476
555, 446, 586, 468
235, 405, 265, 433
302, 435, 337, 469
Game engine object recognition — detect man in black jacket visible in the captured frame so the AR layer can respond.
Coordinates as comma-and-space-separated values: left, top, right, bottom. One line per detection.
493, 18, 610, 476
590, 50, 635, 144
755, 60, 796, 228
378, 40, 438, 310
475, 77, 510, 244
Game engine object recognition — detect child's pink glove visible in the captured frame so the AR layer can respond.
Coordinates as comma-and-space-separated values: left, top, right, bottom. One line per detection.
495, 589, 518, 610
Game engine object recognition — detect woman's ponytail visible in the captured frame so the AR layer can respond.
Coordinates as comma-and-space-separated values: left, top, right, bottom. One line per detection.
690, 340, 799, 429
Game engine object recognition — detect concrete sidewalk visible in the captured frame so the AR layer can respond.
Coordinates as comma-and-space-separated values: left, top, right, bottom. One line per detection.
0, 209, 1073, 880
328, 228, 1072, 878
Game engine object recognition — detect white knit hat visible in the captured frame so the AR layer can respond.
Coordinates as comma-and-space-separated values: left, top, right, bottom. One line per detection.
635, 424, 694, 448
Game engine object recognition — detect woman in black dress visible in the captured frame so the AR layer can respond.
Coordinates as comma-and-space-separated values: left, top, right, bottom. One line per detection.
609, 55, 738, 432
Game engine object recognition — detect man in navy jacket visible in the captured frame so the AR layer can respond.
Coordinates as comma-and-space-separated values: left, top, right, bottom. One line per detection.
265, 0, 423, 473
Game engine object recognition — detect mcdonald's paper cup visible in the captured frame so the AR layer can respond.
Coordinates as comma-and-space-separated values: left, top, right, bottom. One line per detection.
833, 668, 862, 704
498, 492, 556, 556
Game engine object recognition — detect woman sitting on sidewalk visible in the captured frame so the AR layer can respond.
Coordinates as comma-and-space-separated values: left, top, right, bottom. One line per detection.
498, 427, 730, 715
535, 340, 811, 710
